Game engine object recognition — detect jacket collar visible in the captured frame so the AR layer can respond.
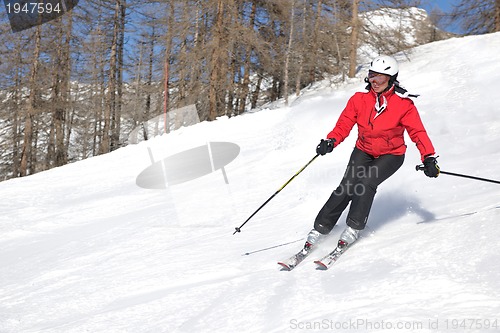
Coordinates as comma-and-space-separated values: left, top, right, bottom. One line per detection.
370, 85, 395, 118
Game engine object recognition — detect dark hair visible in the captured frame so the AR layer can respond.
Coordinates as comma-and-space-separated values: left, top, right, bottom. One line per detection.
388, 73, 398, 86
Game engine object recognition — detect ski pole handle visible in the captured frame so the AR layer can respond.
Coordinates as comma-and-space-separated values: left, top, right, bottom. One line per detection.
416, 164, 500, 185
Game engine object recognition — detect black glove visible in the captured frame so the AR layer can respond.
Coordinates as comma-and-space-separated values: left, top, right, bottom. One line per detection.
423, 156, 440, 178
316, 139, 335, 156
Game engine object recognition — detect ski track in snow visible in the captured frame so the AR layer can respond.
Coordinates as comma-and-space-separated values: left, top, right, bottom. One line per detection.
2, 33, 500, 333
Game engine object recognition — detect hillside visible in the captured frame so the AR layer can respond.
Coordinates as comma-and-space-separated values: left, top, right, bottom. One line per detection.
359, 7, 453, 63
1, 32, 500, 333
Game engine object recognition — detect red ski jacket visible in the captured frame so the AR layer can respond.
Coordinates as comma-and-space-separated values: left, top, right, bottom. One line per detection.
326, 85, 435, 161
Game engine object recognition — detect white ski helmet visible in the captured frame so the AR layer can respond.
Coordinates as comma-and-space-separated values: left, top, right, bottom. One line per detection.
369, 55, 399, 76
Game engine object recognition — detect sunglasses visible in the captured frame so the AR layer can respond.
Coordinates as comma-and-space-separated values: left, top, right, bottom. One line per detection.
367, 71, 389, 84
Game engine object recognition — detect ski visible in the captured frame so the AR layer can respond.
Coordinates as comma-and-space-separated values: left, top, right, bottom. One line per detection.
277, 244, 312, 271
314, 240, 349, 270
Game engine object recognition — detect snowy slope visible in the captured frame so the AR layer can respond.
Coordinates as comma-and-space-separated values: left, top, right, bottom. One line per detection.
1, 33, 500, 333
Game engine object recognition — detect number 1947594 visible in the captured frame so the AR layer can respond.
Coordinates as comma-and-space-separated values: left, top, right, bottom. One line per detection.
6, 2, 62, 14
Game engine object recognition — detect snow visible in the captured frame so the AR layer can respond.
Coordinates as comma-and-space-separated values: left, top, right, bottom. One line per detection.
358, 7, 437, 63
2, 32, 500, 333
362, 7, 429, 43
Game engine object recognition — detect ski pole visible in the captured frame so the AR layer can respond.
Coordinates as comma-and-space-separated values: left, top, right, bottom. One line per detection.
233, 154, 320, 235
242, 238, 304, 256
415, 165, 500, 185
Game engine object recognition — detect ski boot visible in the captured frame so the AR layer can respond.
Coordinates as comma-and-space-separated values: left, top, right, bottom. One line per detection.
303, 228, 324, 252
313, 226, 360, 270
337, 226, 360, 249
277, 229, 324, 270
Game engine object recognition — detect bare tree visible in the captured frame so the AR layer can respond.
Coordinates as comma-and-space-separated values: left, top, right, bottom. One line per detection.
20, 25, 42, 177
284, 0, 296, 106
100, 0, 126, 154
208, 0, 226, 120
451, 0, 500, 34
47, 13, 74, 168
349, 0, 360, 78
0, 0, 450, 181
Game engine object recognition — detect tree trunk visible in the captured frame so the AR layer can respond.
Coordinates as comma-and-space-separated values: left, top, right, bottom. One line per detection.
496, 0, 500, 32
237, 1, 257, 115
251, 73, 262, 109
20, 25, 42, 177
144, 28, 155, 140
348, 0, 359, 78
56, 11, 73, 167
209, 0, 225, 121
12, 46, 22, 177
284, 0, 295, 107
100, 0, 120, 154
309, 0, 322, 83
296, 0, 307, 96
111, 0, 126, 150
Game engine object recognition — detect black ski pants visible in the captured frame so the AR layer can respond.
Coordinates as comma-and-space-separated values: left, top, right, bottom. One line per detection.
314, 147, 404, 234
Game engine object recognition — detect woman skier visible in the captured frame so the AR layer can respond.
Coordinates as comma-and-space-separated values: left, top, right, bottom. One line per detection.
302, 55, 440, 264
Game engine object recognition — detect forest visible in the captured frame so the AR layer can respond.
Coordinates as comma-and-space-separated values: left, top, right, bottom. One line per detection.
0, 0, 498, 180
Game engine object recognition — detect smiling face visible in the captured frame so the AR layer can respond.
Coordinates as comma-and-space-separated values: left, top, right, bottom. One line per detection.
368, 70, 391, 93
